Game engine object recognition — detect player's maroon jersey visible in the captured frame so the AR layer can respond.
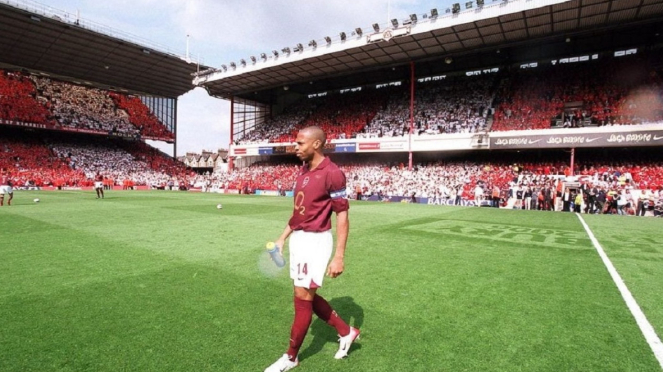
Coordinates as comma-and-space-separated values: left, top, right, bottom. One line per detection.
95, 174, 103, 182
1, 175, 10, 186
288, 157, 349, 232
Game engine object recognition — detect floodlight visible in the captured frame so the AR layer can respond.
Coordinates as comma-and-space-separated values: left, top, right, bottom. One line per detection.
260, 53, 267, 60
308, 40, 317, 48
229, 62, 236, 69
221, 64, 227, 72
239, 59, 246, 66
294, 43, 303, 52
391, 18, 399, 27
373, 23, 380, 32
250, 56, 256, 64
272, 50, 279, 57
465, 1, 473, 9
431, 8, 439, 18
282, 47, 291, 54
477, 0, 485, 7
355, 28, 363, 36
340, 32, 346, 41
325, 36, 332, 44
410, 14, 417, 23
452, 3, 461, 13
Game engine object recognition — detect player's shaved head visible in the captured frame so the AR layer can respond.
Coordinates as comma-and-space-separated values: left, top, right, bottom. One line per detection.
300, 126, 326, 146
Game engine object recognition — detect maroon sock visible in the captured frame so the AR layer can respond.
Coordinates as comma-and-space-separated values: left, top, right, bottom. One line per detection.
312, 294, 350, 336
286, 297, 313, 360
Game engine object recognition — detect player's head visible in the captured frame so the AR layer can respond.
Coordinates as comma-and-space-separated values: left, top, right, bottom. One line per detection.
295, 126, 326, 162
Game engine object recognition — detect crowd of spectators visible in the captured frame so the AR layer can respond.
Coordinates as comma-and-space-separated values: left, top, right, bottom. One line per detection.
109, 93, 175, 141
235, 91, 385, 144
233, 52, 663, 143
235, 100, 314, 144
3, 123, 662, 216
29, 75, 140, 136
0, 131, 75, 187
362, 77, 494, 138
492, 54, 663, 131
1, 70, 54, 125
191, 151, 663, 216
1, 70, 173, 140
0, 127, 190, 189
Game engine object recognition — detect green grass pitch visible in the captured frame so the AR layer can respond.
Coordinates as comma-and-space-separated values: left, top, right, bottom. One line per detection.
1, 190, 662, 371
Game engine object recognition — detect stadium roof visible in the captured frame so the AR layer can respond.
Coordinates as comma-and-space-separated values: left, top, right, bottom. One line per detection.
0, 1, 206, 98
197, 0, 663, 103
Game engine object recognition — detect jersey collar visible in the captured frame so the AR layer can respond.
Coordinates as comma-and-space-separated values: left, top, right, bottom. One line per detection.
304, 156, 330, 173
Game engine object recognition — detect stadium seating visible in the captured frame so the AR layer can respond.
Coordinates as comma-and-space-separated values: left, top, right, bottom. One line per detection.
0, 127, 189, 188
1, 70, 174, 140
363, 76, 494, 137
232, 52, 663, 143
0, 70, 54, 126
492, 54, 663, 131
109, 93, 175, 141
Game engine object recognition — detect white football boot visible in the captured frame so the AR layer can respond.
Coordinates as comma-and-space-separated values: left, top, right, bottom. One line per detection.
334, 327, 361, 359
264, 354, 298, 372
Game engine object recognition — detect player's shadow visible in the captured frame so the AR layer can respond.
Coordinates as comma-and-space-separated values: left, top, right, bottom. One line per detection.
299, 296, 364, 361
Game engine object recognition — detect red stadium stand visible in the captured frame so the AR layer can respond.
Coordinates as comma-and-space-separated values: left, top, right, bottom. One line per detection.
0, 70, 54, 126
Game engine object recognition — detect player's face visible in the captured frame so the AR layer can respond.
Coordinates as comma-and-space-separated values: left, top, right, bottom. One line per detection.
295, 132, 319, 162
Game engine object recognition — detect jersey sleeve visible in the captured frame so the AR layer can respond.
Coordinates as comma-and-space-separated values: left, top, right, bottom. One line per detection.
327, 167, 349, 213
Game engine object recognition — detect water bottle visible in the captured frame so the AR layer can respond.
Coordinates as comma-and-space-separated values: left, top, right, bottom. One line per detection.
266, 242, 286, 267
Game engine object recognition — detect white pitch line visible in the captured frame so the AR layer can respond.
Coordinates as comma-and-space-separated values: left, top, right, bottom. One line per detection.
576, 213, 663, 370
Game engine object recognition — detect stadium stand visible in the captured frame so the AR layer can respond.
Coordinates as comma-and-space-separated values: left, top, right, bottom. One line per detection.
0, 70, 54, 126
1, 70, 174, 140
109, 93, 175, 141
362, 76, 495, 137
492, 52, 663, 131
29, 75, 140, 136
0, 127, 189, 188
233, 52, 663, 143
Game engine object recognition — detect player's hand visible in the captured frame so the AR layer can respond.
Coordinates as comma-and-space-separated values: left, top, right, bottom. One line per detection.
275, 239, 285, 255
327, 257, 344, 278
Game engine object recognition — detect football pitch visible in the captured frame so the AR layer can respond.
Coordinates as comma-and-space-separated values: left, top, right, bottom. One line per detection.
1, 191, 662, 372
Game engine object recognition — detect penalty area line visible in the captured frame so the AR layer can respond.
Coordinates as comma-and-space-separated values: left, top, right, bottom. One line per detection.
576, 213, 663, 370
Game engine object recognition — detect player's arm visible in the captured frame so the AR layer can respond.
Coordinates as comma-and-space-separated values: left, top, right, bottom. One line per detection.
275, 225, 293, 255
327, 168, 350, 278
327, 210, 349, 277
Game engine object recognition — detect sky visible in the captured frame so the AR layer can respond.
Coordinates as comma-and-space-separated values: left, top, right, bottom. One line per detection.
40, 0, 455, 156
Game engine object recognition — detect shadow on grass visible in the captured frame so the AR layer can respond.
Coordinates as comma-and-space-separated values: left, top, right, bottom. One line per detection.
299, 296, 364, 361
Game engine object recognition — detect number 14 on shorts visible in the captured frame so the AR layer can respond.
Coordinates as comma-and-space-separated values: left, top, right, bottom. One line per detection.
297, 263, 308, 276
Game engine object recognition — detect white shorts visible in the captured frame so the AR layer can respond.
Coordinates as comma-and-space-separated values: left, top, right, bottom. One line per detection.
289, 230, 333, 289
0, 185, 12, 195
94, 182, 103, 189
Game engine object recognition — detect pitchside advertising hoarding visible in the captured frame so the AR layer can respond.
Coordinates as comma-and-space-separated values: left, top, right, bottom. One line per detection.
230, 126, 663, 156
490, 129, 663, 149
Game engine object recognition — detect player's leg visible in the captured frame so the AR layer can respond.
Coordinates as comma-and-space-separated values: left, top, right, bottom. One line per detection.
311, 293, 360, 359
312, 294, 350, 338
100, 187, 104, 198
7, 192, 12, 206
287, 286, 316, 358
